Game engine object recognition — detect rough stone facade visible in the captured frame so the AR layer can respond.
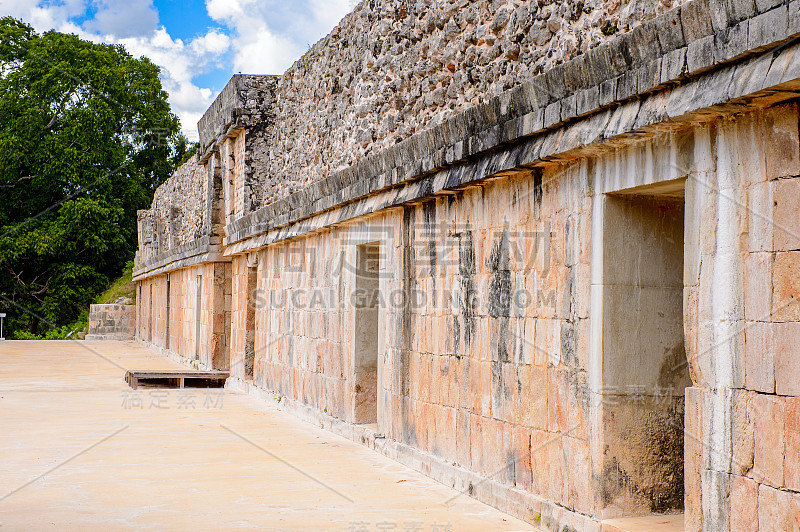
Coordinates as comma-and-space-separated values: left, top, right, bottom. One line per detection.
86, 304, 135, 340
265, 0, 691, 196
134, 0, 800, 530
137, 156, 208, 264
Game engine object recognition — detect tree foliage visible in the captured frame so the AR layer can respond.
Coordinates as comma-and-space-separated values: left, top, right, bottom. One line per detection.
0, 17, 189, 335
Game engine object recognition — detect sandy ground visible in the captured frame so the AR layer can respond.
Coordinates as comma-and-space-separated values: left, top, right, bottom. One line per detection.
0, 340, 535, 531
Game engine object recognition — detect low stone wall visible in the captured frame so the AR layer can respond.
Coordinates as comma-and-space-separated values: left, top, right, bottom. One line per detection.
86, 304, 135, 341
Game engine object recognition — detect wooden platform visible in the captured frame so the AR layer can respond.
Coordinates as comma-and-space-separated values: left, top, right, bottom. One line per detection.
125, 370, 229, 389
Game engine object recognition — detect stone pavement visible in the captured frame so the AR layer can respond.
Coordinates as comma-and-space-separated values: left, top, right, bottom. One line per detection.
0, 340, 535, 531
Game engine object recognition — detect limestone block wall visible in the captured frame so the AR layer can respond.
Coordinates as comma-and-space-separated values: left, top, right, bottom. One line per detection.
86, 304, 135, 340
246, 159, 596, 513
222, 101, 800, 527
136, 262, 232, 370
131, 0, 800, 525
230, 255, 257, 380
222, 131, 248, 226
682, 103, 800, 531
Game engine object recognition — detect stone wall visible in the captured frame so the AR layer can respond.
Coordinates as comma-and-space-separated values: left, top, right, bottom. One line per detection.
225, 102, 800, 529
136, 263, 232, 370
86, 304, 135, 340
261, 0, 689, 203
138, 0, 697, 249
137, 156, 208, 264
132, 0, 800, 528
198, 74, 279, 214
681, 103, 800, 532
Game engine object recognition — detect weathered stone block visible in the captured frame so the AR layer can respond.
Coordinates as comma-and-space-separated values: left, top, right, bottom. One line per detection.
785, 396, 800, 492
756, 0, 783, 14
748, 5, 789, 51
657, 7, 687, 53
745, 252, 773, 321
543, 101, 562, 129
769, 45, 800, 94
774, 180, 800, 250
749, 182, 773, 252
616, 70, 639, 101
753, 392, 785, 486
727, 47, 773, 100
562, 56, 585, 95
701, 469, 731, 531
630, 22, 662, 64
682, 0, 715, 40
732, 390, 755, 476
775, 322, 800, 396
547, 368, 568, 433
708, 0, 733, 32
745, 321, 776, 393
730, 475, 759, 532
773, 252, 800, 322
790, 0, 800, 35
685, 389, 704, 532
636, 59, 662, 94
599, 77, 617, 107
545, 65, 567, 103
714, 20, 750, 62
661, 47, 688, 83
566, 436, 591, 514
765, 106, 800, 180
584, 44, 613, 87
576, 87, 600, 116
560, 94, 577, 123
687, 35, 715, 74
758, 483, 793, 530
609, 34, 635, 75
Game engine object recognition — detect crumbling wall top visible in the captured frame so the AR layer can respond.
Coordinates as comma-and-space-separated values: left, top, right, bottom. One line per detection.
197, 74, 279, 154
136, 154, 208, 266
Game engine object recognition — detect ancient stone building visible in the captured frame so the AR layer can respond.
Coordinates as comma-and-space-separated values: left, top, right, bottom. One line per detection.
134, 0, 800, 529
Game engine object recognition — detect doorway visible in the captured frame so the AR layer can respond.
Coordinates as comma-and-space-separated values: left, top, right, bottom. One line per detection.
165, 274, 170, 350
600, 179, 691, 516
195, 274, 202, 361
148, 284, 153, 342
353, 242, 380, 424
244, 265, 257, 380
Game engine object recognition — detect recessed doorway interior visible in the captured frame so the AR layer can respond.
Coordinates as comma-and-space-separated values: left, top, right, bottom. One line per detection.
353, 242, 380, 425
244, 265, 257, 381
194, 274, 202, 361
600, 178, 691, 519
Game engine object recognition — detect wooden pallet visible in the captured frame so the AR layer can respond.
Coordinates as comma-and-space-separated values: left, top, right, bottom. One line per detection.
125, 370, 229, 389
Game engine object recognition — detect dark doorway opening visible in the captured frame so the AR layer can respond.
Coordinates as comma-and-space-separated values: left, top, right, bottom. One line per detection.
353, 242, 380, 424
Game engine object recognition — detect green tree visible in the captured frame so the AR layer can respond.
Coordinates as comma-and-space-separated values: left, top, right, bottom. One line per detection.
0, 17, 188, 335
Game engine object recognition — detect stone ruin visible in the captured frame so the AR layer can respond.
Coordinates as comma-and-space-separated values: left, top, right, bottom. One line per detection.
133, 0, 800, 529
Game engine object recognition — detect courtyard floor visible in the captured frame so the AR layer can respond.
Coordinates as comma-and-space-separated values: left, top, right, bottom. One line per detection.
0, 340, 534, 531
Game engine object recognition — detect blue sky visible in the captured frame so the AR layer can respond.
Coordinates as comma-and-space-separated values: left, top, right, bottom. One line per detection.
0, 0, 358, 140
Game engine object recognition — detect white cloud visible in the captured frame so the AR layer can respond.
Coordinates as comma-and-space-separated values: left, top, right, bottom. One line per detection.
83, 0, 158, 38
308, 0, 358, 33
112, 27, 230, 140
191, 29, 230, 55
206, 0, 356, 74
0, 0, 87, 33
